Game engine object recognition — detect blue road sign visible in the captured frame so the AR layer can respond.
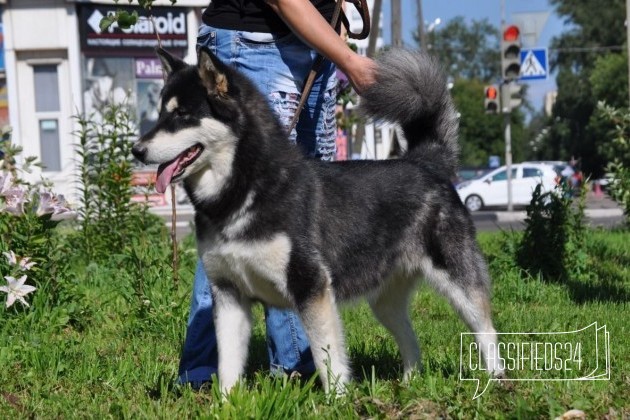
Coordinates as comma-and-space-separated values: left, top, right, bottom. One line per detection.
519, 48, 548, 81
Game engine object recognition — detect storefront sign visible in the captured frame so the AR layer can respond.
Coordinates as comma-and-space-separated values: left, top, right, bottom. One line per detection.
79, 4, 188, 54
136, 58, 163, 79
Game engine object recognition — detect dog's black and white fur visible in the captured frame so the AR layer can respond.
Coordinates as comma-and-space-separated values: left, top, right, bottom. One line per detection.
132, 47, 504, 393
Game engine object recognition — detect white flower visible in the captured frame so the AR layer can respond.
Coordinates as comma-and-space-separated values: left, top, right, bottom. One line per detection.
1, 186, 27, 216
0, 275, 36, 308
3, 250, 17, 265
0, 171, 13, 195
3, 250, 36, 271
49, 204, 77, 221
36, 191, 78, 221
36, 191, 55, 217
19, 257, 36, 271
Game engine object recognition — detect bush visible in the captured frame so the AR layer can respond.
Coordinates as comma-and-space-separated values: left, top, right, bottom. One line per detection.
517, 181, 588, 281
597, 102, 630, 224
71, 103, 167, 263
0, 128, 75, 310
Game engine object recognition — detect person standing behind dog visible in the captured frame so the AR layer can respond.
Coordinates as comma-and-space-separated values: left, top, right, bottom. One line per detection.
178, 0, 376, 388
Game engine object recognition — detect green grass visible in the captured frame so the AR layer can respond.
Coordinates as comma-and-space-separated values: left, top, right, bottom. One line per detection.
0, 229, 628, 418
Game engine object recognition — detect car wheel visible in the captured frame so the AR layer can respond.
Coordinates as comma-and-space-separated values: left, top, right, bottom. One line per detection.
465, 195, 483, 212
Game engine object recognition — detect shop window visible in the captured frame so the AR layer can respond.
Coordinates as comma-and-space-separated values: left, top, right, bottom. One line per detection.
83, 57, 134, 121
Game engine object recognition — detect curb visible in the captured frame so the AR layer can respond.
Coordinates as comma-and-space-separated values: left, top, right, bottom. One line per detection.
485, 208, 624, 223
149, 204, 194, 216
153, 207, 624, 223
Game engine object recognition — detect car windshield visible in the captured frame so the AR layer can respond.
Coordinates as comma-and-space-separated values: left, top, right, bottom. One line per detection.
490, 168, 517, 181
458, 168, 490, 181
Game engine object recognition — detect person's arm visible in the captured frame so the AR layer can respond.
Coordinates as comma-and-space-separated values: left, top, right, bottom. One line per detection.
265, 0, 376, 94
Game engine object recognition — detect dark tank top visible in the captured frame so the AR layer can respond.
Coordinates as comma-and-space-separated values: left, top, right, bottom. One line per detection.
202, 0, 337, 34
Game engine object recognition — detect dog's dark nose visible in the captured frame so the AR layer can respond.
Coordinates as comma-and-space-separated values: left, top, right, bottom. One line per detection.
132, 143, 147, 162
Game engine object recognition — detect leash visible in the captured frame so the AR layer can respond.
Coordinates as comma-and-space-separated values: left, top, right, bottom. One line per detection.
287, 0, 370, 135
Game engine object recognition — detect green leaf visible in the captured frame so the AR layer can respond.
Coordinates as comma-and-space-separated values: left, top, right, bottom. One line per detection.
99, 15, 115, 32
116, 10, 139, 29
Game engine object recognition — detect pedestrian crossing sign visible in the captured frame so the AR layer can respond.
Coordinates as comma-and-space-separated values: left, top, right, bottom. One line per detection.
519, 48, 548, 81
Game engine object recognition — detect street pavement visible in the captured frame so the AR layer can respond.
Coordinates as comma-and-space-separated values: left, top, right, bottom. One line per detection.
471, 191, 624, 232
149, 191, 625, 239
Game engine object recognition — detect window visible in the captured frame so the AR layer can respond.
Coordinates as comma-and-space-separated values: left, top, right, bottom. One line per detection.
492, 168, 517, 182
33, 64, 61, 171
34, 65, 60, 112
39, 120, 61, 171
523, 167, 543, 178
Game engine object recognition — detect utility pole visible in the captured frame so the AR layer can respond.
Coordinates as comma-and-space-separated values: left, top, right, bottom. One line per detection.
504, 108, 514, 211
367, 0, 382, 57
416, 0, 426, 49
500, 0, 514, 212
391, 0, 402, 47
385, 0, 402, 160
355, 0, 382, 159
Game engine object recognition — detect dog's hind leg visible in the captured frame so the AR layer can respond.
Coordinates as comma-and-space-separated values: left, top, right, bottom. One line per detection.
213, 283, 253, 395
297, 285, 351, 394
421, 245, 504, 378
368, 276, 421, 380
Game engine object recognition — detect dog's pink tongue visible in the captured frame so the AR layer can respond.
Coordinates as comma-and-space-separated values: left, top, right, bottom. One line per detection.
156, 158, 181, 194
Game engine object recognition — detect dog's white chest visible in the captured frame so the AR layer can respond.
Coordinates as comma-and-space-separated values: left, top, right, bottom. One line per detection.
199, 233, 293, 307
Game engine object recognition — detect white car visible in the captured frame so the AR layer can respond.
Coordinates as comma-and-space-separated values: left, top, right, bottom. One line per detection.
456, 163, 558, 212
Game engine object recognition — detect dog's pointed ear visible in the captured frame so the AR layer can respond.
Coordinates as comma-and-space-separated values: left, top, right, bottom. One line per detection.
198, 47, 229, 98
156, 47, 185, 76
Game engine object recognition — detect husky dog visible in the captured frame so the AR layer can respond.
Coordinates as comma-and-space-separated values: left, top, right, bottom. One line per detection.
132, 47, 504, 393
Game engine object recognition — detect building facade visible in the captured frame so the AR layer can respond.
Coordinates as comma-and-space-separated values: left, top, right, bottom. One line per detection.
2, 0, 388, 201
2, 0, 206, 199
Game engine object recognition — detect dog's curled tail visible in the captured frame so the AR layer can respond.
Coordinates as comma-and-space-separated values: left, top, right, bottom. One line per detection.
359, 49, 459, 175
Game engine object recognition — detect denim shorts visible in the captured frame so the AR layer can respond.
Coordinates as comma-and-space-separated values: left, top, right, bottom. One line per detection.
197, 24, 338, 160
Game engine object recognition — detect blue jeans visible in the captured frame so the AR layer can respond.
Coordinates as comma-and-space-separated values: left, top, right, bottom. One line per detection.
178, 25, 337, 387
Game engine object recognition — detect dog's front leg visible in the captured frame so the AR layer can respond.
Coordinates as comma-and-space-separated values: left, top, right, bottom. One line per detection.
213, 282, 252, 395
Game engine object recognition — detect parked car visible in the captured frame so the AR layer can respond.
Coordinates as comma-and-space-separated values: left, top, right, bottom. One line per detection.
455, 163, 558, 212
522, 160, 569, 178
453, 166, 491, 185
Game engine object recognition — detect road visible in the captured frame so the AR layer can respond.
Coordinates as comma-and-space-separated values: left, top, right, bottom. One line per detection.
470, 210, 624, 232
151, 192, 625, 239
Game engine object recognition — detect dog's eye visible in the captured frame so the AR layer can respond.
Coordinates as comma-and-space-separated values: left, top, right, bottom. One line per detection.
175, 108, 188, 117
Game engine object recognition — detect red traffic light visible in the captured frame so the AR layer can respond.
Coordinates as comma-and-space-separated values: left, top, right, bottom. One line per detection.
485, 86, 498, 99
484, 85, 500, 114
503, 25, 520, 42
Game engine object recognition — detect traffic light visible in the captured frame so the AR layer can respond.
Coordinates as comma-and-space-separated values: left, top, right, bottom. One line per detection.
501, 81, 523, 113
484, 85, 500, 114
501, 24, 521, 81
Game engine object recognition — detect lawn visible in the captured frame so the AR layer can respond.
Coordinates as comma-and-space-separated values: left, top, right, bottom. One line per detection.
0, 228, 628, 418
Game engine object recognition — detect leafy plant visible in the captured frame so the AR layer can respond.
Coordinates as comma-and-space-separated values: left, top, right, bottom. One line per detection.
0, 128, 75, 310
517, 181, 588, 281
547, 0, 626, 177
597, 102, 630, 224
101, 0, 178, 31
72, 101, 166, 262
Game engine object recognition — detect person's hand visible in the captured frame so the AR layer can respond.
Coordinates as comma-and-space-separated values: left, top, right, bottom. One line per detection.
340, 54, 377, 95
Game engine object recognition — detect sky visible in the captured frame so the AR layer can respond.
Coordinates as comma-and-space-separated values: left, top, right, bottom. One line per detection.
380, 0, 567, 111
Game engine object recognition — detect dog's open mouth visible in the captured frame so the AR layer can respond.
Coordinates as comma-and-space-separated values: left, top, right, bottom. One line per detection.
155, 144, 203, 193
